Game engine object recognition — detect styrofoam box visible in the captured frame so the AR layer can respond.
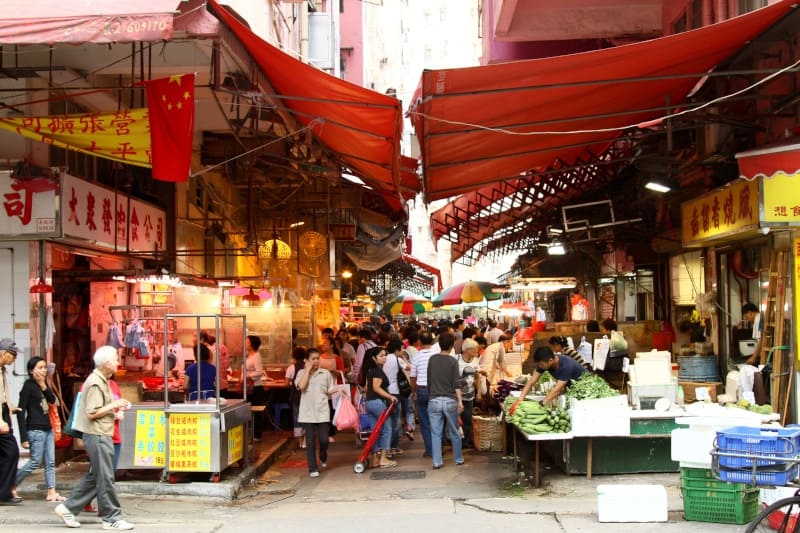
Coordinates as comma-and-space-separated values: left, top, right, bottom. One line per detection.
671, 427, 716, 466
761, 486, 798, 506
570, 395, 631, 436
597, 484, 668, 522
571, 408, 631, 436
570, 395, 629, 410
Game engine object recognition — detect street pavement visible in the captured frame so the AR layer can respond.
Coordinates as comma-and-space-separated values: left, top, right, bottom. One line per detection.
5, 430, 751, 532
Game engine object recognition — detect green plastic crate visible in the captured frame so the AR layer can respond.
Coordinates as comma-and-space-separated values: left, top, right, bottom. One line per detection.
682, 485, 760, 524
680, 467, 751, 491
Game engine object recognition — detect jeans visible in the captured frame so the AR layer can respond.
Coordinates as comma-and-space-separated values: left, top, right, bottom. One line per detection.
415, 387, 432, 456
63, 434, 123, 523
16, 429, 56, 489
460, 399, 474, 446
365, 399, 392, 453
389, 394, 402, 449
429, 396, 463, 467
301, 422, 329, 473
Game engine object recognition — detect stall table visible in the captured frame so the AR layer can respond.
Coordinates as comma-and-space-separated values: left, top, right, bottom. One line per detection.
511, 423, 573, 487
552, 410, 681, 476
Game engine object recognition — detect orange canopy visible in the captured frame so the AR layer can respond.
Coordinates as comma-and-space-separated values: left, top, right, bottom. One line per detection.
208, 0, 417, 203
410, 1, 798, 202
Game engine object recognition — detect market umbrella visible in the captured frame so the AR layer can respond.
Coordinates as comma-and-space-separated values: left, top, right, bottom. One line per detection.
380, 292, 433, 315
432, 281, 503, 307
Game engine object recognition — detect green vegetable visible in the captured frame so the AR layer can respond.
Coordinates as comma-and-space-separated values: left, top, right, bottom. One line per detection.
563, 373, 617, 402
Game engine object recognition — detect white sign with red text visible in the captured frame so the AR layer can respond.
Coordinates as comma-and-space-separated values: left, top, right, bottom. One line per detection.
0, 173, 59, 238
61, 174, 165, 253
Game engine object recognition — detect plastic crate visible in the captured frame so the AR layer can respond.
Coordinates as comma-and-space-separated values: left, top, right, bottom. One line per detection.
716, 426, 800, 468
680, 467, 751, 491
715, 461, 800, 486
682, 485, 760, 524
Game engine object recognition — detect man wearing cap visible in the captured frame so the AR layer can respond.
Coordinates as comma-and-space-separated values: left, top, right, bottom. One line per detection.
0, 338, 22, 505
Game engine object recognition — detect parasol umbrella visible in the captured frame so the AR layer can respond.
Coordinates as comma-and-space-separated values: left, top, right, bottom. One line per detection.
432, 281, 503, 307
380, 292, 433, 315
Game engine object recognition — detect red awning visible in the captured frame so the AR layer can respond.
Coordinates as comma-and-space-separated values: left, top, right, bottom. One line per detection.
207, 0, 417, 203
0, 1, 182, 44
410, 0, 799, 202
737, 141, 800, 180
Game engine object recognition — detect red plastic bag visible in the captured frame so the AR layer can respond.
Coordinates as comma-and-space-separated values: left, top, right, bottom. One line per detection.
49, 403, 62, 441
335, 398, 358, 431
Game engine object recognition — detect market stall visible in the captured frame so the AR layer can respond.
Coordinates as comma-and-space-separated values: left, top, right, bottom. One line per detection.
116, 313, 251, 483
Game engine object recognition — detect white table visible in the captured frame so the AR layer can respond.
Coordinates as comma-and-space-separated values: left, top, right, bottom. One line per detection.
511, 424, 573, 487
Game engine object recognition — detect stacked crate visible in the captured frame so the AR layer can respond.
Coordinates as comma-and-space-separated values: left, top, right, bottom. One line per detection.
681, 467, 759, 524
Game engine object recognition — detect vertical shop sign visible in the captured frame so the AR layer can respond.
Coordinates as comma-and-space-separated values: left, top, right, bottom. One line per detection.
133, 409, 167, 467
61, 173, 165, 252
226, 425, 243, 465
168, 413, 211, 472
794, 234, 800, 365
0, 174, 59, 238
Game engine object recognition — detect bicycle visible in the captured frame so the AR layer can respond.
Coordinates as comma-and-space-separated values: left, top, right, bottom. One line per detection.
711, 433, 800, 532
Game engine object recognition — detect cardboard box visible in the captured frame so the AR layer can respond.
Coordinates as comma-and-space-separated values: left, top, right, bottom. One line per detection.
679, 381, 723, 403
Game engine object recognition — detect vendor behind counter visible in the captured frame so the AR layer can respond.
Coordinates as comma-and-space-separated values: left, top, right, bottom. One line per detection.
510, 346, 587, 410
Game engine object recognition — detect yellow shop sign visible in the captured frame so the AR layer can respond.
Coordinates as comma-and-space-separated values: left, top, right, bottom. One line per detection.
682, 179, 760, 246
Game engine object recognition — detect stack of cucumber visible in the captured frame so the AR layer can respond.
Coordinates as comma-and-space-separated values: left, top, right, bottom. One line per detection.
503, 397, 571, 434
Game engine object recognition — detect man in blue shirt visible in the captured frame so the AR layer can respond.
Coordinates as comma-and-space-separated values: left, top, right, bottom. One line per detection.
510, 346, 586, 413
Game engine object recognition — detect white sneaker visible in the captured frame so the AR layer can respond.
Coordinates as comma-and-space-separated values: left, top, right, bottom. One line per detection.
309, 471, 320, 478
55, 503, 81, 528
320, 462, 327, 468
102, 519, 135, 530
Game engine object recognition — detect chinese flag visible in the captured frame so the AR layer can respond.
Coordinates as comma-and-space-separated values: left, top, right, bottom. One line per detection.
145, 73, 195, 182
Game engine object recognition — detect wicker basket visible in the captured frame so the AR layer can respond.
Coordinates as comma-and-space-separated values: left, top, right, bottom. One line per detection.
473, 415, 504, 452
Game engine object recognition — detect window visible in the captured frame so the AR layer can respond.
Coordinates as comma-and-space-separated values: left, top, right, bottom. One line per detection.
738, 0, 767, 15
691, 0, 702, 29
671, 11, 687, 34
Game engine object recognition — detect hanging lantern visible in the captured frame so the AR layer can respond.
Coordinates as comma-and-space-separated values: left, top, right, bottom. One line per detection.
258, 238, 291, 263
299, 231, 327, 258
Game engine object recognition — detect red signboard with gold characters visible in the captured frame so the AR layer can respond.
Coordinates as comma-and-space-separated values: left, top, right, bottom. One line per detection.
681, 179, 760, 247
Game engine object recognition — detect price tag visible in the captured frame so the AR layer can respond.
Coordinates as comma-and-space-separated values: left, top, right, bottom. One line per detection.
695, 387, 711, 402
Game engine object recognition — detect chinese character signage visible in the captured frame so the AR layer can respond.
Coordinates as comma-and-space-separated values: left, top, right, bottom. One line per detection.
133, 410, 167, 467
62, 173, 165, 253
762, 172, 800, 224
681, 179, 760, 246
168, 413, 212, 472
226, 424, 243, 465
0, 175, 59, 238
0, 109, 151, 169
795, 234, 800, 365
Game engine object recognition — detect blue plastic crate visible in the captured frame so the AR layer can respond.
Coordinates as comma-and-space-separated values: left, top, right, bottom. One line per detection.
716, 462, 800, 487
716, 426, 800, 468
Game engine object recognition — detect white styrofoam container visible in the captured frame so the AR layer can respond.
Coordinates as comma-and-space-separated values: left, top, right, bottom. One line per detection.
570, 395, 629, 410
671, 428, 716, 466
570, 407, 631, 437
761, 486, 798, 505
597, 484, 668, 522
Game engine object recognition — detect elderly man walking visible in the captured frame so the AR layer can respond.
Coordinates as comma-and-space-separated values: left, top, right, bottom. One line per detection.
55, 346, 134, 530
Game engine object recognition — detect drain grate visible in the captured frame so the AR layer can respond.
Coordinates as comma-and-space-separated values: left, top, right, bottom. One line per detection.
370, 470, 426, 480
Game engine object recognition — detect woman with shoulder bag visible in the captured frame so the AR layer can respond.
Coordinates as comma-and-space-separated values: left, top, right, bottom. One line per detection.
384, 339, 409, 457
14, 357, 64, 502
362, 346, 398, 468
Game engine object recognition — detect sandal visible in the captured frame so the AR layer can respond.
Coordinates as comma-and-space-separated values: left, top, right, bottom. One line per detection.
379, 460, 398, 468
46, 494, 67, 502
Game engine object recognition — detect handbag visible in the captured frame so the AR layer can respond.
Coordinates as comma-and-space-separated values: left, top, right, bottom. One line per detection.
395, 354, 411, 398
63, 391, 83, 439
48, 402, 62, 441
334, 397, 358, 431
